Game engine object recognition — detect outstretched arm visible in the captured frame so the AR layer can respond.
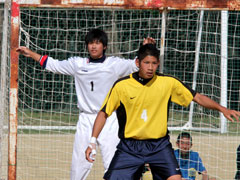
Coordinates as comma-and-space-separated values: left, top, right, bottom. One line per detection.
16, 46, 42, 62
193, 93, 240, 122
85, 111, 108, 162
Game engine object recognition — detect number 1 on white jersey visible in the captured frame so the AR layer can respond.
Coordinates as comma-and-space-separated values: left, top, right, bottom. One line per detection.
90, 81, 94, 91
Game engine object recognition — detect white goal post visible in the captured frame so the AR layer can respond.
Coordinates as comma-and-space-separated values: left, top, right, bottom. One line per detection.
1, 0, 240, 180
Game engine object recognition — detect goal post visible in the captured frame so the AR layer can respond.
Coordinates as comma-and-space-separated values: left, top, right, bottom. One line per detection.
220, 10, 228, 133
0, 0, 10, 179
3, 0, 240, 179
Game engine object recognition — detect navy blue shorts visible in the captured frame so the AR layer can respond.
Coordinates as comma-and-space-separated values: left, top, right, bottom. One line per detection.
104, 137, 181, 180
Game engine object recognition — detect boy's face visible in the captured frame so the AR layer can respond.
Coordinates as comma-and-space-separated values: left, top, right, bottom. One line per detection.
176, 137, 192, 155
87, 40, 106, 59
136, 55, 159, 79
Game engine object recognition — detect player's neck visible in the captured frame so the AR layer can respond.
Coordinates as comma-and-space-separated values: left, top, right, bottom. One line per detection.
133, 72, 153, 85
89, 54, 106, 63
180, 151, 190, 159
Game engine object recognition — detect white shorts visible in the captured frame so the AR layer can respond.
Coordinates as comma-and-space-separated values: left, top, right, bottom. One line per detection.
71, 112, 119, 180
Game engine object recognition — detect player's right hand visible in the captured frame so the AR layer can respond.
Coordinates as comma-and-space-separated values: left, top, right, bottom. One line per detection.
16, 46, 32, 57
16, 46, 42, 62
85, 137, 97, 163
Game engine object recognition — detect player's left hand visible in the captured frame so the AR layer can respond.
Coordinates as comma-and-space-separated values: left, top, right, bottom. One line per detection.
223, 109, 240, 122
143, 37, 156, 45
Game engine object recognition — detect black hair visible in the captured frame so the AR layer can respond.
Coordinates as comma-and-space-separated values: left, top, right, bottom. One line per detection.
85, 29, 108, 53
176, 132, 192, 143
137, 44, 160, 62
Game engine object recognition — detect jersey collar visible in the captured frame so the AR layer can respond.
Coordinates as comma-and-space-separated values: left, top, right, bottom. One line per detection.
132, 72, 154, 85
178, 149, 190, 159
89, 55, 106, 63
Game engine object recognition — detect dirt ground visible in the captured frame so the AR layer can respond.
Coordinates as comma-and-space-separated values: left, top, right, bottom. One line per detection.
1, 134, 239, 180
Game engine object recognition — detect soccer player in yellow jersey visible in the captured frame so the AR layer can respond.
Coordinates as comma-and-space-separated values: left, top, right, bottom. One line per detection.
86, 44, 240, 180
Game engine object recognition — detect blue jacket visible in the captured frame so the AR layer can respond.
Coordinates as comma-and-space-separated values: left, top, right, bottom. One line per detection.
174, 149, 206, 180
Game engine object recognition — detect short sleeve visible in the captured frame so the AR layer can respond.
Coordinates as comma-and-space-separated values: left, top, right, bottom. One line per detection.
171, 78, 196, 107
196, 153, 206, 173
100, 83, 121, 116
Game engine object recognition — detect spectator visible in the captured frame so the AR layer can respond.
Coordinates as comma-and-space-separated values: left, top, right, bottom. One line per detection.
235, 145, 240, 180
175, 132, 208, 180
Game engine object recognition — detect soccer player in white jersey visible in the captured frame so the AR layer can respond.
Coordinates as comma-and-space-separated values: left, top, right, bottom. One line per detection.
16, 29, 155, 180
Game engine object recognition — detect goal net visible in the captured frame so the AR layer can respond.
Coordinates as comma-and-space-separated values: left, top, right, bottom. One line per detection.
1, 1, 240, 180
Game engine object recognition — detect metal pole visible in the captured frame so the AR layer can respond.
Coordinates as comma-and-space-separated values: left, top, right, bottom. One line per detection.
220, 10, 228, 133
188, 10, 204, 129
159, 9, 167, 73
8, 0, 20, 179
1, 0, 11, 177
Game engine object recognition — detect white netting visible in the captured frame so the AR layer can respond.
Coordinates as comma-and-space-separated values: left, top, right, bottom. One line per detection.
2, 6, 240, 180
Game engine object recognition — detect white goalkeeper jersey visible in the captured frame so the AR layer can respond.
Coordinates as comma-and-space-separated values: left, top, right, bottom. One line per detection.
41, 56, 138, 114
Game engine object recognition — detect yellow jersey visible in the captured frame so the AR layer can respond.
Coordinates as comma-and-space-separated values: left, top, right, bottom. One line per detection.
101, 72, 196, 140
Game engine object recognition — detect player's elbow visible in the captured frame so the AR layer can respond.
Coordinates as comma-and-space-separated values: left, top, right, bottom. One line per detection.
98, 110, 109, 119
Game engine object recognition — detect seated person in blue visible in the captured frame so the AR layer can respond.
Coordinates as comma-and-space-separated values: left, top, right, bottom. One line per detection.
235, 145, 240, 180
174, 132, 208, 180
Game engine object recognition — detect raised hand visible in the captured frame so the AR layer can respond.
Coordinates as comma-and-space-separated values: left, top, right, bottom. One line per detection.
16, 46, 42, 62
143, 37, 156, 45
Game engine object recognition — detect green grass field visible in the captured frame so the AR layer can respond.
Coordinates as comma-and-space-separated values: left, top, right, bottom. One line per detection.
2, 134, 235, 180
2, 110, 236, 179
